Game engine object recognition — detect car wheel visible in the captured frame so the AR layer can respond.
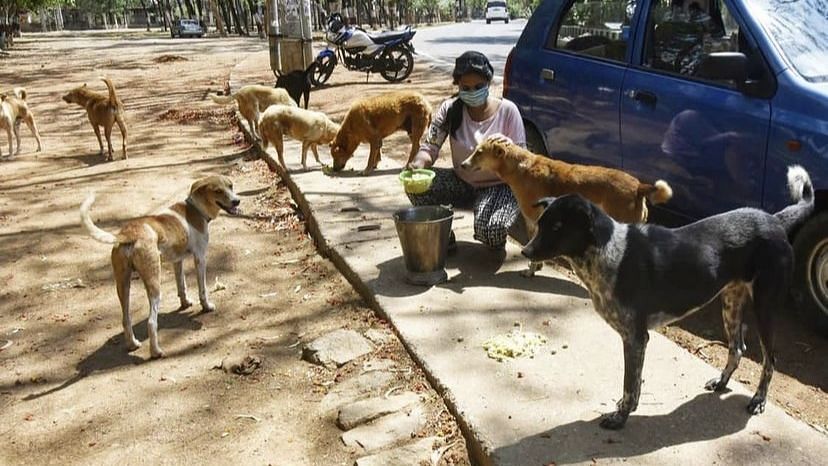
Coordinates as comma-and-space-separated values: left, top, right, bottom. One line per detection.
486, 19, 491, 24
505, 18, 510, 24
525, 124, 547, 157
792, 212, 828, 336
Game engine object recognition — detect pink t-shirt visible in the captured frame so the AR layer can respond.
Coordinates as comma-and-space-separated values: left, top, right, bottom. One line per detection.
419, 97, 526, 188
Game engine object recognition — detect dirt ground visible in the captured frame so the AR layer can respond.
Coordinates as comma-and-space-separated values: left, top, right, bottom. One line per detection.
0, 28, 825, 466
0, 32, 469, 465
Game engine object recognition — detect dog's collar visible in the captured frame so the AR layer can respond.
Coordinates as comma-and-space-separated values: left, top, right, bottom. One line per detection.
186, 196, 212, 223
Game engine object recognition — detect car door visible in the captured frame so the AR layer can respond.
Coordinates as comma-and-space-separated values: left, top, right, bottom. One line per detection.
529, 0, 639, 168
620, 0, 773, 220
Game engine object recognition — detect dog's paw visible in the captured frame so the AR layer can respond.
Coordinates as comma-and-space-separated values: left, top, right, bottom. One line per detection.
178, 297, 193, 310
747, 396, 766, 415
201, 301, 216, 313
599, 411, 629, 430
704, 376, 728, 392
150, 348, 166, 359
125, 339, 142, 352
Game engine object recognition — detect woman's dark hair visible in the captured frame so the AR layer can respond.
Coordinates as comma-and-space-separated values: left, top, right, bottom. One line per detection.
446, 95, 464, 138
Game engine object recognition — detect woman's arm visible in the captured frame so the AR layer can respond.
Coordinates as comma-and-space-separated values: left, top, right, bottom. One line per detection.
408, 99, 452, 169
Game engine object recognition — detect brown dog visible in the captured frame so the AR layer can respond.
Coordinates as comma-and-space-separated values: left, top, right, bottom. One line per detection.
258, 105, 340, 170
62, 78, 128, 161
330, 90, 431, 175
209, 85, 296, 140
462, 138, 672, 274
79, 176, 240, 358
0, 87, 43, 157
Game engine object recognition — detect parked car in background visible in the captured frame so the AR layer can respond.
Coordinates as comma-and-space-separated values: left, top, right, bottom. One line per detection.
486, 0, 510, 23
505, 0, 828, 334
171, 18, 204, 38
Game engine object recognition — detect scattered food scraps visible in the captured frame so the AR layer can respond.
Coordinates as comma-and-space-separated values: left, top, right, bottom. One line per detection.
483, 328, 548, 362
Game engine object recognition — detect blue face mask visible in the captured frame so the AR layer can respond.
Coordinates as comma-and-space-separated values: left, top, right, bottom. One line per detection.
459, 86, 489, 107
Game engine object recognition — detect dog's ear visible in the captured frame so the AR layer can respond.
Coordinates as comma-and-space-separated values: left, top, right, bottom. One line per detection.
533, 197, 555, 209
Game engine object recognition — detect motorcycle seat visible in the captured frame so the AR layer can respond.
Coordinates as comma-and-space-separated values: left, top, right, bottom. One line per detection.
368, 30, 410, 44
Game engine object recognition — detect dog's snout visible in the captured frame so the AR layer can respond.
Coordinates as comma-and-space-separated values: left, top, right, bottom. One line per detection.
231, 198, 241, 207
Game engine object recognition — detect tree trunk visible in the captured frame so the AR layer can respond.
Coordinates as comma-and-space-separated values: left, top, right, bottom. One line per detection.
162, 0, 174, 30
227, 0, 244, 35
139, 0, 151, 30
219, 0, 233, 34
210, 0, 226, 36
183, 0, 197, 18
156, 0, 167, 30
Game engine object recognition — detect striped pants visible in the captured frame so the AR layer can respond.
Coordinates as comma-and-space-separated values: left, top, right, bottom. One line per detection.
406, 168, 520, 248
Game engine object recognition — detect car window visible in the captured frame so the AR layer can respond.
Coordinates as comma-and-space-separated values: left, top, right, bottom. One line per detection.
488, 1, 507, 7
751, 0, 828, 82
644, 0, 744, 83
547, 0, 637, 63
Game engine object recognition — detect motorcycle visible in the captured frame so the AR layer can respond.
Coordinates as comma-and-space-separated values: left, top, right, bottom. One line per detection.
309, 13, 417, 86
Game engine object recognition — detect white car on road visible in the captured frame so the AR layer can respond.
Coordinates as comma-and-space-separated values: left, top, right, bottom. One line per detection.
486, 1, 509, 24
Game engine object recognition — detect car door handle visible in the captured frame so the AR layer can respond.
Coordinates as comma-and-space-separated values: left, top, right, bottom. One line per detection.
540, 68, 555, 82
627, 89, 658, 106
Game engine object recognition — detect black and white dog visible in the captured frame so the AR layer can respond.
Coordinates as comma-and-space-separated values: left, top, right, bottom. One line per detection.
522, 166, 814, 429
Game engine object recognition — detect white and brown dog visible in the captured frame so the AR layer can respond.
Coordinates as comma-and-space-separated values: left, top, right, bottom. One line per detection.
0, 87, 43, 157
80, 175, 240, 358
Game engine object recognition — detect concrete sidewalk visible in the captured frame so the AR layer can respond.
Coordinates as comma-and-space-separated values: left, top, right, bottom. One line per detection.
232, 59, 827, 465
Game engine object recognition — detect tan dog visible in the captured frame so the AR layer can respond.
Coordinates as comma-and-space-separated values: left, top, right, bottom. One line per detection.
62, 78, 128, 161
0, 87, 43, 157
209, 85, 296, 139
258, 105, 340, 170
330, 90, 431, 175
462, 138, 672, 275
79, 176, 240, 358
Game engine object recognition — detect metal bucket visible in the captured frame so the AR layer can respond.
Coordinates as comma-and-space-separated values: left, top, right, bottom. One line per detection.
392, 206, 454, 286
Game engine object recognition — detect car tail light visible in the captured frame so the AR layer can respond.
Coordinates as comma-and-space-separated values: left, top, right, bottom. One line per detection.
503, 48, 514, 98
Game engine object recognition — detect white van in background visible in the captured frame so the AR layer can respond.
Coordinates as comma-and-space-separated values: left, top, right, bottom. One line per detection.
486, 1, 509, 24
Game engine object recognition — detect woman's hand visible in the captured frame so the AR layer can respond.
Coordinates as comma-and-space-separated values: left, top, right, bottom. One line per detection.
407, 152, 433, 170
486, 133, 514, 145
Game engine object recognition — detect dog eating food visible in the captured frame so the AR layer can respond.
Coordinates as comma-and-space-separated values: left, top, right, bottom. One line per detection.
330, 90, 431, 175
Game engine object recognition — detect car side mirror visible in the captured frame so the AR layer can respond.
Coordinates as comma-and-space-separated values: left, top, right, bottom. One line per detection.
697, 52, 748, 82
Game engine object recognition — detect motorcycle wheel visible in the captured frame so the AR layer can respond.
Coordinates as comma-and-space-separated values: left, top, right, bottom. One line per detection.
379, 46, 414, 83
309, 54, 336, 87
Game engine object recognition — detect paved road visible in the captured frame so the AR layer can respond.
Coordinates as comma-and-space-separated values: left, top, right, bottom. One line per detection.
412, 19, 527, 78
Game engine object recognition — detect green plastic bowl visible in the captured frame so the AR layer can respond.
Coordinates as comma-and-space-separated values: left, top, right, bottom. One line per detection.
399, 169, 436, 194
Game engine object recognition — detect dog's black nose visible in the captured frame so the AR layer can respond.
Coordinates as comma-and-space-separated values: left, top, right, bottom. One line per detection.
521, 249, 531, 259
231, 199, 240, 207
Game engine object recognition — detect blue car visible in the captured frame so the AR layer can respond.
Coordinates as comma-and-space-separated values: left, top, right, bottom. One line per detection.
504, 0, 828, 333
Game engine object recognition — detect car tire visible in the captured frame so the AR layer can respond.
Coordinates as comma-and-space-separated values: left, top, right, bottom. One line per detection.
505, 18, 510, 24
792, 212, 828, 337
486, 19, 491, 24
525, 124, 547, 157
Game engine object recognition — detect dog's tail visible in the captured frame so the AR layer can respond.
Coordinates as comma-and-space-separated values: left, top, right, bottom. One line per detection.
80, 193, 119, 244
209, 92, 237, 105
101, 78, 118, 107
638, 180, 673, 205
12, 87, 26, 100
774, 165, 815, 234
